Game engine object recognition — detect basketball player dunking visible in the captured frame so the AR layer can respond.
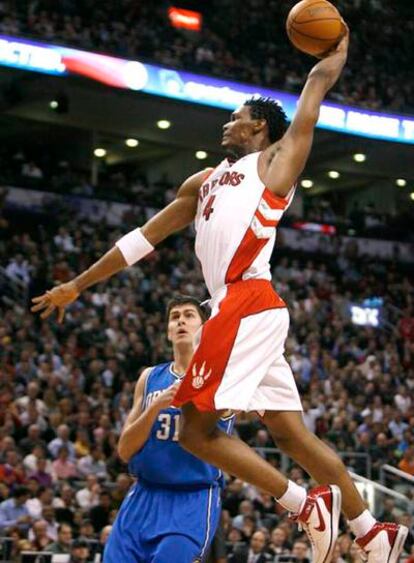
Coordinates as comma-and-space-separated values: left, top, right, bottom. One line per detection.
104, 296, 234, 562
33, 30, 407, 562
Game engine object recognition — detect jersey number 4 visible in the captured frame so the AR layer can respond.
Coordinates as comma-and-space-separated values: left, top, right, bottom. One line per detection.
202, 195, 215, 221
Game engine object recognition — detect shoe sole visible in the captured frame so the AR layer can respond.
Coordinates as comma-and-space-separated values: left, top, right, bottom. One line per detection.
388, 525, 408, 563
322, 484, 342, 563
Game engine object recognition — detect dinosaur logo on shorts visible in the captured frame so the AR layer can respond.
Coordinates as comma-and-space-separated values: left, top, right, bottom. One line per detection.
191, 361, 212, 389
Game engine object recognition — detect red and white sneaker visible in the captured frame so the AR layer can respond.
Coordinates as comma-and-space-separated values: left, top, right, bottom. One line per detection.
355, 522, 408, 562
292, 485, 342, 563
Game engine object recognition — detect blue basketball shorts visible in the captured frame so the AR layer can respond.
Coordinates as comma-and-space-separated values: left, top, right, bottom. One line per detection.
104, 481, 221, 562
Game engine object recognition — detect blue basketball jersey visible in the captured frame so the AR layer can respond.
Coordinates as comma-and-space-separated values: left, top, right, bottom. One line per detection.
128, 362, 235, 488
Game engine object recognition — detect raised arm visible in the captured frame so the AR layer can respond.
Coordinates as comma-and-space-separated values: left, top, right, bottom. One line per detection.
31, 168, 210, 322
264, 28, 349, 197
117, 368, 180, 463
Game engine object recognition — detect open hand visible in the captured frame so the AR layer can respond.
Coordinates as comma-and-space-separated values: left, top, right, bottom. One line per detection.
31, 281, 80, 323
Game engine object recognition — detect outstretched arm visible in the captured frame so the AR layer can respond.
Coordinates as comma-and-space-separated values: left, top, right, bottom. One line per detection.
31, 168, 210, 321
264, 28, 349, 197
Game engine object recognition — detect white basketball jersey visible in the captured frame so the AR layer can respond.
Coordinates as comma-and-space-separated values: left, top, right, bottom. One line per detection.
195, 151, 295, 296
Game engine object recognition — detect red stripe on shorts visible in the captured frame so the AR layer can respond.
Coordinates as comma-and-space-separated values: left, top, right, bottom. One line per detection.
172, 279, 286, 412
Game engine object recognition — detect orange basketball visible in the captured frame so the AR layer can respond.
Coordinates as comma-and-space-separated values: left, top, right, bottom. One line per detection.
286, 0, 345, 58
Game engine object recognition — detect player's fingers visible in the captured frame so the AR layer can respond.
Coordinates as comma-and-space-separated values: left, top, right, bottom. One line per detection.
31, 294, 47, 303
40, 303, 56, 319
57, 307, 65, 324
31, 300, 49, 312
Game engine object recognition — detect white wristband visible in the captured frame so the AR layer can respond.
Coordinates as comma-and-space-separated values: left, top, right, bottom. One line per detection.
115, 228, 154, 266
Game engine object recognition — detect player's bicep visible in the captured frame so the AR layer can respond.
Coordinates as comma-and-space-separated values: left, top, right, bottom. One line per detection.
122, 368, 151, 431
265, 76, 325, 196
141, 168, 211, 245
264, 134, 312, 197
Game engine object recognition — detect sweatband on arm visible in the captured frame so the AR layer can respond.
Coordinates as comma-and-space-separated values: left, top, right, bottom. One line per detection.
115, 228, 154, 266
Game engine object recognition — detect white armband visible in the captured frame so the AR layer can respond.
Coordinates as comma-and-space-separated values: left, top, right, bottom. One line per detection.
115, 228, 154, 266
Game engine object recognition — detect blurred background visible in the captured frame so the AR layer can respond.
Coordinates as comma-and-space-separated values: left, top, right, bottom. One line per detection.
0, 1, 413, 562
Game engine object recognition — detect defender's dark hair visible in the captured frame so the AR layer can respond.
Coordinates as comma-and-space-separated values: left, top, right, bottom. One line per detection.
166, 295, 207, 323
244, 96, 288, 143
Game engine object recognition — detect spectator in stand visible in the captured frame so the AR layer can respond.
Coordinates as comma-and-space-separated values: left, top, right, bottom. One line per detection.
0, 449, 26, 488
398, 446, 414, 476
291, 540, 311, 563
0, 486, 31, 532
28, 456, 53, 487
48, 424, 76, 460
110, 473, 132, 509
77, 444, 108, 480
268, 526, 291, 557
18, 424, 47, 456
70, 538, 90, 563
5, 254, 31, 285
52, 445, 78, 481
29, 518, 53, 551
89, 491, 112, 534
76, 475, 101, 510
47, 522, 73, 555
41, 505, 59, 541
229, 530, 273, 562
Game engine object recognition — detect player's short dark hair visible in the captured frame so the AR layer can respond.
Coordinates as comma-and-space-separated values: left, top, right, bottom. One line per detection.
244, 96, 288, 143
166, 295, 207, 323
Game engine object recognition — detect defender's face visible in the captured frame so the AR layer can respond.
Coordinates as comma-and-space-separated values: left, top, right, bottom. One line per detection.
221, 105, 255, 150
167, 305, 203, 345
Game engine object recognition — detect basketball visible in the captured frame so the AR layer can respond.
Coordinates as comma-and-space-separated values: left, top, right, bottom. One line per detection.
286, 0, 345, 58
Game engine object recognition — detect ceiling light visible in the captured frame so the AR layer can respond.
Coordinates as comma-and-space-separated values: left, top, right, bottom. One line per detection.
353, 153, 366, 162
396, 178, 406, 187
94, 148, 106, 158
301, 179, 313, 189
410, 193, 414, 201
49, 100, 58, 109
328, 170, 340, 179
125, 138, 139, 148
195, 150, 208, 160
157, 120, 171, 130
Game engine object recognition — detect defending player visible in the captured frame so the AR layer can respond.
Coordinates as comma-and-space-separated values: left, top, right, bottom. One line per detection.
104, 296, 235, 563
33, 31, 407, 562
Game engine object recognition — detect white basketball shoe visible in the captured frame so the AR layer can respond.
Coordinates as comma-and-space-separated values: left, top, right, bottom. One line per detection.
355, 522, 408, 562
292, 484, 342, 563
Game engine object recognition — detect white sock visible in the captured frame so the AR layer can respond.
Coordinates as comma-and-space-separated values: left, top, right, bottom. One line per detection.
277, 480, 307, 514
349, 509, 376, 538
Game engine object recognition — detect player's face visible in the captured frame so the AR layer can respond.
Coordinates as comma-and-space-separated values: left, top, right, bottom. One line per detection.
167, 304, 203, 345
221, 105, 256, 151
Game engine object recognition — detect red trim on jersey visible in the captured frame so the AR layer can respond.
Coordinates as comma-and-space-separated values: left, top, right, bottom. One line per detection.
262, 187, 289, 209
172, 280, 286, 412
224, 227, 268, 284
254, 209, 279, 228
201, 167, 215, 183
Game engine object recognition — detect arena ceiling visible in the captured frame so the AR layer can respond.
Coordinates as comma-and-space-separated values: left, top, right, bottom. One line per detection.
0, 68, 413, 199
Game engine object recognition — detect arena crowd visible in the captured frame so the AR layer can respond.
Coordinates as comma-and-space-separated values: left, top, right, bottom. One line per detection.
0, 0, 413, 113
0, 183, 413, 561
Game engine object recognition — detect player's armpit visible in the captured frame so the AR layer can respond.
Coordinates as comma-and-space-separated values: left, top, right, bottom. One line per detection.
141, 168, 212, 246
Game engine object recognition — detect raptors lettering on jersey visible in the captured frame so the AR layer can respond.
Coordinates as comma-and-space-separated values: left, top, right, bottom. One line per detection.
195, 151, 295, 297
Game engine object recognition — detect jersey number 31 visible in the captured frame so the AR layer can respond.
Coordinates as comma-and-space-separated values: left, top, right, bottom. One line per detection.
156, 413, 180, 441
